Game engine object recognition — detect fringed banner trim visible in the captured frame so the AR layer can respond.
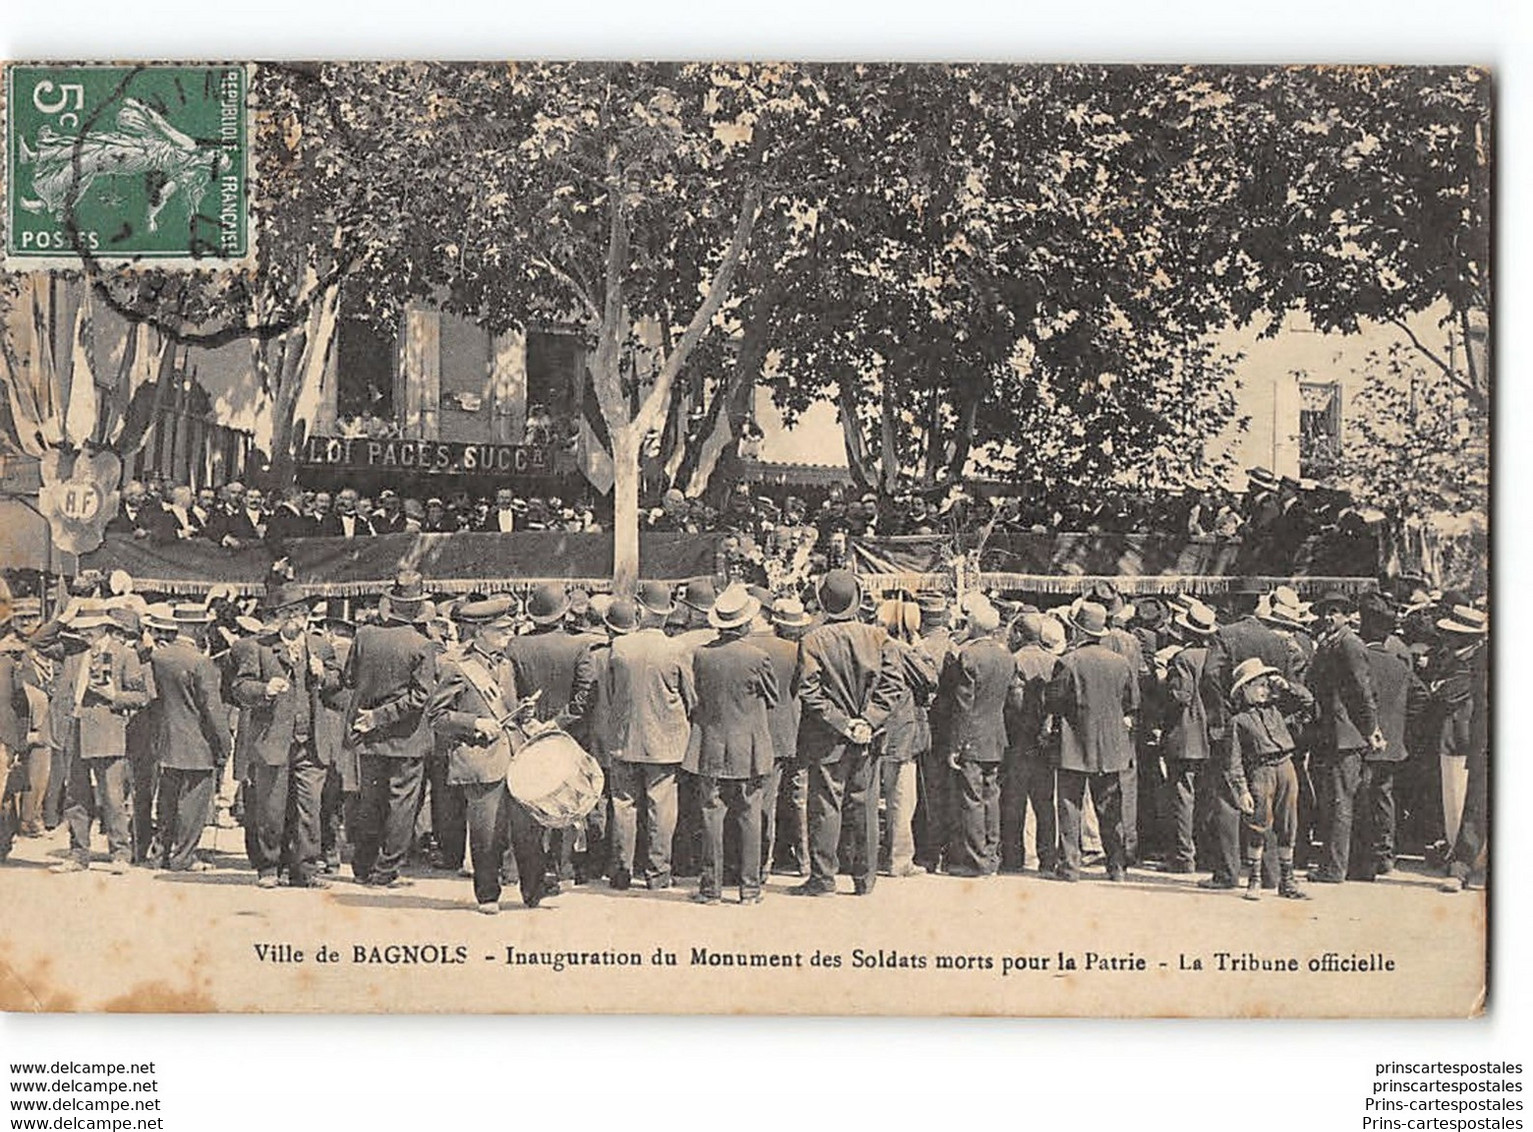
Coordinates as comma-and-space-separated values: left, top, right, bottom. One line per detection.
973, 573, 1379, 596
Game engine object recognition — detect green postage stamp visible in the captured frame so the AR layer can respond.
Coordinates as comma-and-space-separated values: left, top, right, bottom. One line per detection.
4, 63, 251, 267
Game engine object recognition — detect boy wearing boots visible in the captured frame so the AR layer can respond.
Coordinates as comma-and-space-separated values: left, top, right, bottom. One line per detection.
1226, 658, 1314, 901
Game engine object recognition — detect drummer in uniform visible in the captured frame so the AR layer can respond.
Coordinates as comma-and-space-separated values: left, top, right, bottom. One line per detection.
428, 596, 547, 913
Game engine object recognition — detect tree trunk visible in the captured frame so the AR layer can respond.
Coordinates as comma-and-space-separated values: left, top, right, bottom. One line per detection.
610, 422, 642, 591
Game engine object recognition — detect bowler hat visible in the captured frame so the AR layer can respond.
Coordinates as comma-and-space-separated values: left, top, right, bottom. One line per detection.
636, 580, 676, 618
1135, 596, 1171, 632
679, 578, 718, 613
1312, 590, 1356, 615
817, 569, 860, 619
1071, 601, 1109, 637
603, 597, 639, 636
526, 583, 570, 625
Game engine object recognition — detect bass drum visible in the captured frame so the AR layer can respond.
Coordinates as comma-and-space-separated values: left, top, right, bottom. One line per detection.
505, 728, 605, 828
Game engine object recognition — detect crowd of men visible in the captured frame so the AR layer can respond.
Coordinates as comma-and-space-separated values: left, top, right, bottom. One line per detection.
0, 557, 1489, 912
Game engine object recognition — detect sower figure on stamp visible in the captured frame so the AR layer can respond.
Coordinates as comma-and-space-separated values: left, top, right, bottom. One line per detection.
1044, 601, 1139, 882
938, 596, 1013, 878
344, 570, 439, 888
787, 569, 902, 898
57, 605, 150, 874
686, 585, 780, 905
428, 597, 548, 913
145, 604, 231, 872
232, 583, 341, 889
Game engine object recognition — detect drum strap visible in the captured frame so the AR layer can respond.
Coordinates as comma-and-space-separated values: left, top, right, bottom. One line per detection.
455, 653, 520, 744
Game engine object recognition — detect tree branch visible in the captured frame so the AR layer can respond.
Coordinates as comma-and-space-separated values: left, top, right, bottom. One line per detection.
636, 175, 764, 434
532, 255, 600, 322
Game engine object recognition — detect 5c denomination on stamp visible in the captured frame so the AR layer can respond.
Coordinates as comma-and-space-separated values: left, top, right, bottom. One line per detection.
4, 62, 252, 268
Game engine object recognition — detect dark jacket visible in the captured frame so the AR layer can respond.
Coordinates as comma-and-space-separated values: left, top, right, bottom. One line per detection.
0, 645, 31, 752
1163, 644, 1212, 762
881, 637, 939, 763
936, 635, 1014, 763
684, 634, 779, 779
342, 621, 438, 759
315, 512, 375, 538
1200, 614, 1296, 741
1309, 625, 1379, 755
793, 617, 902, 763
427, 645, 519, 785
504, 626, 597, 731
263, 503, 316, 551
149, 639, 232, 771
750, 628, 805, 762
1005, 643, 1057, 758
1045, 641, 1138, 774
231, 632, 342, 766
1365, 640, 1424, 763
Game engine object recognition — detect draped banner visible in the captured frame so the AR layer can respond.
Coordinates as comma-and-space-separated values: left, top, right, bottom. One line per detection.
78, 532, 726, 595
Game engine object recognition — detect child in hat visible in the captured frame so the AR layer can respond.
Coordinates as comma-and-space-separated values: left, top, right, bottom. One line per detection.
1226, 658, 1315, 901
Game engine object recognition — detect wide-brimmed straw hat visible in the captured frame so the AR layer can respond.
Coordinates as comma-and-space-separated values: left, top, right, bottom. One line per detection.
708, 584, 760, 631
1229, 657, 1281, 702
1436, 605, 1488, 636
1175, 601, 1218, 637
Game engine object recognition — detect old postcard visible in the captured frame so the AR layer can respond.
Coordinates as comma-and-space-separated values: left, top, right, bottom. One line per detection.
0, 61, 1488, 1015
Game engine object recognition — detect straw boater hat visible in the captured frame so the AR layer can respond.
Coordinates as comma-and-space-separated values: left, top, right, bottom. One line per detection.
1039, 616, 1067, 656
1436, 605, 1489, 636
1229, 657, 1281, 702
770, 596, 813, 629
1071, 600, 1109, 638
708, 584, 760, 631
1175, 600, 1219, 637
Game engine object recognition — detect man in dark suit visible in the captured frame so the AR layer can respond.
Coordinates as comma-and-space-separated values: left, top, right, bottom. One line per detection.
343, 570, 438, 887
937, 597, 1014, 877
427, 596, 546, 913
146, 605, 231, 872
1439, 605, 1489, 893
914, 593, 960, 873
1002, 611, 1060, 876
207, 483, 266, 548
754, 596, 809, 875
788, 569, 902, 898
370, 491, 408, 534
316, 488, 375, 538
478, 488, 521, 533
1355, 597, 1425, 880
264, 486, 316, 553
1161, 601, 1218, 875
105, 480, 176, 542
1306, 591, 1385, 884
232, 584, 341, 889
1045, 601, 1139, 881
685, 585, 780, 904
1198, 590, 1297, 887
